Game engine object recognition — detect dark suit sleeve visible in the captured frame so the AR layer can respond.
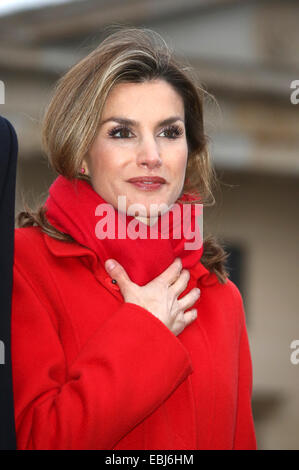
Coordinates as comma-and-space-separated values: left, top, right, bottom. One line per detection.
0, 115, 18, 450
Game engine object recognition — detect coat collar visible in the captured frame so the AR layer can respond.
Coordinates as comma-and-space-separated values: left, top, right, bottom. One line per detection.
43, 231, 219, 287
43, 230, 95, 258
43, 231, 124, 299
43, 231, 99, 273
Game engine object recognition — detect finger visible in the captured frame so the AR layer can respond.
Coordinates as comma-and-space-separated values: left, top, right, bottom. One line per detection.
177, 287, 201, 312
183, 309, 197, 327
170, 269, 190, 297
157, 257, 182, 286
104, 259, 131, 290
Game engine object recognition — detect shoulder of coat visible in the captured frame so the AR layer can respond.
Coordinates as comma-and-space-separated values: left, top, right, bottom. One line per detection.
14, 226, 48, 266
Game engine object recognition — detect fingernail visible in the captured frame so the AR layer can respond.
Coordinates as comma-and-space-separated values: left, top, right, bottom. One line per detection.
106, 259, 116, 270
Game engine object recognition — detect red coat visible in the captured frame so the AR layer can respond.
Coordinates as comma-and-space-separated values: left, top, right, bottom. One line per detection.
11, 226, 257, 450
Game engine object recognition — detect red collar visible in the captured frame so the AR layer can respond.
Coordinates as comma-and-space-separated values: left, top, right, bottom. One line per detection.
43, 230, 218, 287
43, 230, 123, 298
44, 176, 206, 287
43, 230, 99, 272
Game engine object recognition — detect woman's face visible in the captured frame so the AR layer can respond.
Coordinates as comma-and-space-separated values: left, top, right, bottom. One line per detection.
83, 79, 188, 224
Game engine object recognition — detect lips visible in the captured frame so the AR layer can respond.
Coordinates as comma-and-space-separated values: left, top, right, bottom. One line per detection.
127, 176, 166, 184
127, 176, 166, 191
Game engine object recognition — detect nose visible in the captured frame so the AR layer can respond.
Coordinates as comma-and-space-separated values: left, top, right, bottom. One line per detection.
136, 137, 162, 170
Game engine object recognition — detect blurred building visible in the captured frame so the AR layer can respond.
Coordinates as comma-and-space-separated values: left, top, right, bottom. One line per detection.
0, 0, 298, 450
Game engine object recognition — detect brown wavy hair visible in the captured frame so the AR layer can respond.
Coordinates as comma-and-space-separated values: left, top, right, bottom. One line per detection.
17, 26, 230, 283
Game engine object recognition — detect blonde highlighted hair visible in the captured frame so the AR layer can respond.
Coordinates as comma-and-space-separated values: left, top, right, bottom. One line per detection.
17, 26, 229, 283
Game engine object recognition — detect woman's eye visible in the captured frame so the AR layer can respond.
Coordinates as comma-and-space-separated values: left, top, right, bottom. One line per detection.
107, 124, 184, 139
160, 125, 184, 139
108, 126, 133, 138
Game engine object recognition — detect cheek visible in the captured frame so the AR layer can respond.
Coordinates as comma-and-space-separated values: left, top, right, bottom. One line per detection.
171, 150, 188, 177
90, 146, 117, 176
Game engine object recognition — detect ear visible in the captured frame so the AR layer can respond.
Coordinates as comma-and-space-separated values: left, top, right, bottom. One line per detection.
81, 159, 90, 176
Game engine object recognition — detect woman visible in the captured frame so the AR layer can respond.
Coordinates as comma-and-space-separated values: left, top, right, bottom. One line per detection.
11, 27, 257, 450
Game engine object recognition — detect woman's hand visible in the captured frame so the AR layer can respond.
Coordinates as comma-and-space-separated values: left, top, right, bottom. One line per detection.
104, 258, 200, 336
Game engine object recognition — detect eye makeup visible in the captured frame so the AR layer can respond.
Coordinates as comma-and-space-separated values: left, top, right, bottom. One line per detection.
107, 124, 184, 139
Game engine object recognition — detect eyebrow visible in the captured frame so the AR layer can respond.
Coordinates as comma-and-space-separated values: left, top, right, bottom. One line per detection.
99, 116, 185, 128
